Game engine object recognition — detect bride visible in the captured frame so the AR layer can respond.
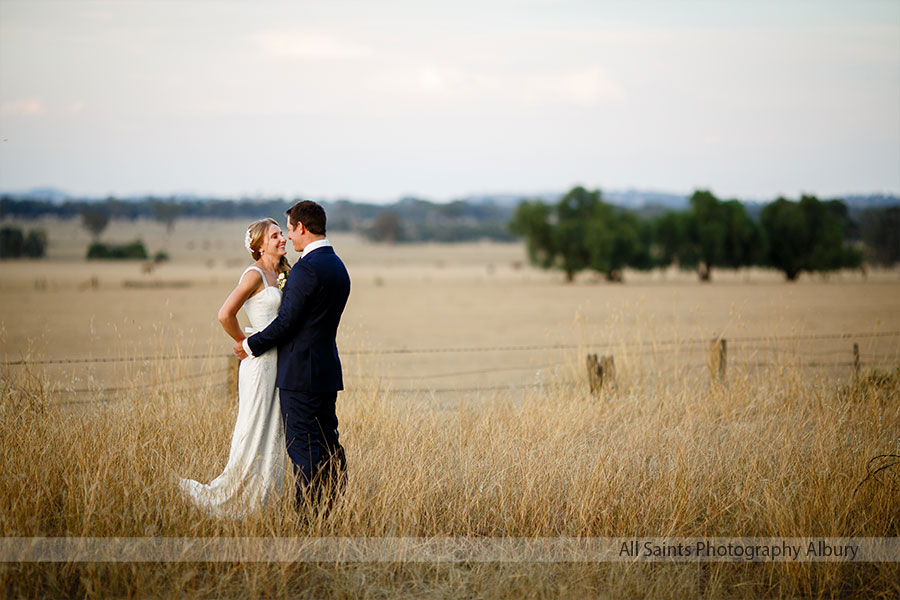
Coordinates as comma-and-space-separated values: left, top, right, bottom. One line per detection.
179, 218, 289, 517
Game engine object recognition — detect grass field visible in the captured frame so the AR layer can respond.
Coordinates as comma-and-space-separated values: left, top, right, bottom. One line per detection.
1, 218, 899, 598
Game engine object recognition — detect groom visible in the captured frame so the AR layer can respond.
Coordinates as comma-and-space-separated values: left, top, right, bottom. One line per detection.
234, 200, 350, 510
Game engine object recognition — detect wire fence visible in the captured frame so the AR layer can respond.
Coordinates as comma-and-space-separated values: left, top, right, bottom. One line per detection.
2, 330, 898, 399
3, 330, 899, 367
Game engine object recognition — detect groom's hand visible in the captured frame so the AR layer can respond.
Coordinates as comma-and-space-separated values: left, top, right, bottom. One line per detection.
233, 339, 248, 359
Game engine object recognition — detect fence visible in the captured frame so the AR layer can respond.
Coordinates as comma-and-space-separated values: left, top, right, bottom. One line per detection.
2, 330, 897, 401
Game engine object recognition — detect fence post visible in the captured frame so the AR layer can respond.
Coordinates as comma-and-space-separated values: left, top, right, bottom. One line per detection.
600, 355, 616, 390
586, 353, 615, 394
853, 342, 860, 377
710, 338, 726, 384
587, 354, 600, 393
227, 356, 240, 396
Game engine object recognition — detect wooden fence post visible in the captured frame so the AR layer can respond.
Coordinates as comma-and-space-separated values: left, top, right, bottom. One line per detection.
853, 342, 860, 377
587, 353, 616, 394
587, 354, 600, 393
710, 338, 726, 384
227, 356, 240, 396
600, 356, 615, 390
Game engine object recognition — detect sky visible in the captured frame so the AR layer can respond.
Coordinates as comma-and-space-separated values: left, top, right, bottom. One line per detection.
0, 0, 898, 202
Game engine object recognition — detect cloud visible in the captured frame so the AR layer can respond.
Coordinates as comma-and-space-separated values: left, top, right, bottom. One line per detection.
554, 67, 626, 106
0, 100, 45, 116
417, 66, 467, 94
403, 64, 625, 107
251, 30, 372, 59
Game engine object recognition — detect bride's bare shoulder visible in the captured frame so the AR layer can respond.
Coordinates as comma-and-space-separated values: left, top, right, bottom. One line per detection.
238, 266, 265, 297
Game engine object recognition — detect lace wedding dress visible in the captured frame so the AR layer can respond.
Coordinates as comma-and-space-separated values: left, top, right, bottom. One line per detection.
179, 266, 286, 517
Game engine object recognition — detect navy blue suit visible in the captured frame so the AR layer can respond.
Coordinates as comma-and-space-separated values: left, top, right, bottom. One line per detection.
247, 245, 350, 507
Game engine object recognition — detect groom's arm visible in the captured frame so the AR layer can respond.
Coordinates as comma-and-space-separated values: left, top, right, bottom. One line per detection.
242, 263, 317, 358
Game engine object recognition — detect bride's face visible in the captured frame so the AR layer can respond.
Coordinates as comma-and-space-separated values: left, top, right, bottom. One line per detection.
259, 223, 287, 258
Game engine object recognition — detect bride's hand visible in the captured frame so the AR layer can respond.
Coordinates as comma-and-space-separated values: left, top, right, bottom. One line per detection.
233, 339, 248, 359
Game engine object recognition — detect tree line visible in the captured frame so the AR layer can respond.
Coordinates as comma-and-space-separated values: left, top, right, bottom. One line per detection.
2, 190, 897, 273
510, 186, 899, 282
0, 195, 516, 243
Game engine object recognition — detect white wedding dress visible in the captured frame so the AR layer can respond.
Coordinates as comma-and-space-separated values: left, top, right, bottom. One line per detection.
179, 266, 286, 517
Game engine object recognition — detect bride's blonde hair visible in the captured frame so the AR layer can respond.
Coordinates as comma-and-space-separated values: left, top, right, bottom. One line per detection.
247, 218, 290, 274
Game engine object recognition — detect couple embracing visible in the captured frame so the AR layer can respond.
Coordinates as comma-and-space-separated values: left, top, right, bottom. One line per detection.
179, 200, 350, 517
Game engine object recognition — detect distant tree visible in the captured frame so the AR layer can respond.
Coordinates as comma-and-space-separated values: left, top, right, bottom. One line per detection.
823, 199, 860, 241
585, 206, 653, 281
22, 229, 47, 258
0, 227, 24, 258
439, 200, 468, 219
688, 190, 726, 280
510, 186, 647, 282
150, 199, 182, 234
509, 199, 557, 271
554, 187, 604, 281
859, 206, 900, 266
760, 195, 861, 281
720, 199, 764, 268
81, 206, 110, 241
104, 196, 141, 221
652, 211, 696, 269
650, 191, 760, 280
0, 227, 46, 258
87, 240, 148, 260
370, 212, 405, 243
685, 191, 758, 280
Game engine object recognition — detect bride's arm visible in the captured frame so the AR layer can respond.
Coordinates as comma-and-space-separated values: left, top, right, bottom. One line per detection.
217, 270, 261, 343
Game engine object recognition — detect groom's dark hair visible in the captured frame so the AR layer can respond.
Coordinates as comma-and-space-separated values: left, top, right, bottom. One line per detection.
286, 200, 326, 235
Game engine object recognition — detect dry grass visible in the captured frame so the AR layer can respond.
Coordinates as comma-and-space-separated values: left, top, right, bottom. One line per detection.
1, 222, 899, 597
1, 354, 898, 598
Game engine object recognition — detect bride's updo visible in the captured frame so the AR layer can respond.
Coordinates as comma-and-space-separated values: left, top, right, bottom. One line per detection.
245, 218, 290, 274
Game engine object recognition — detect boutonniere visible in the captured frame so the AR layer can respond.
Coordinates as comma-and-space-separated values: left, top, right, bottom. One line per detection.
276, 270, 289, 291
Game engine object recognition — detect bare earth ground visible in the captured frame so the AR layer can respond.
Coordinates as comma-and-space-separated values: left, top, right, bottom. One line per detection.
1, 218, 898, 395
1, 217, 899, 598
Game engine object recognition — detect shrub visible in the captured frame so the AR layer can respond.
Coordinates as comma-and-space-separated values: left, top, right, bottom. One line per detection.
0, 226, 24, 258
86, 240, 149, 260
23, 230, 48, 258
0, 226, 47, 258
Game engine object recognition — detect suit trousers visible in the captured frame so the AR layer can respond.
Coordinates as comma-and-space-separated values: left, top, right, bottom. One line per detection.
278, 389, 347, 509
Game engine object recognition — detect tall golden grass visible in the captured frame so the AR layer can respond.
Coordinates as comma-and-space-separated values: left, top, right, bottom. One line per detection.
1, 349, 898, 598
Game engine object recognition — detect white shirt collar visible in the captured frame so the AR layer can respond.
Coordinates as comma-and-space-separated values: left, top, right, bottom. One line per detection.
300, 238, 331, 259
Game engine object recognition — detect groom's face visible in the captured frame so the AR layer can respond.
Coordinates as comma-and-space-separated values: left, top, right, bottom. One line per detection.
286, 219, 304, 253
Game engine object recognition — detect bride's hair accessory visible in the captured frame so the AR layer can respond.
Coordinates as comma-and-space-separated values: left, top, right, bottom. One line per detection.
244, 227, 254, 255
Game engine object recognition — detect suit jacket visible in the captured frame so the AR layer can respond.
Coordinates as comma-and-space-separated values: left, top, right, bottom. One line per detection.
247, 246, 350, 392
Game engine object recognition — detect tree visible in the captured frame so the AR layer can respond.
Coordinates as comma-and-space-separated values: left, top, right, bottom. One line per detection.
586, 207, 653, 280
509, 199, 556, 271
688, 190, 726, 281
651, 191, 760, 281
81, 206, 110, 241
22, 229, 47, 258
150, 199, 182, 234
760, 195, 861, 281
554, 187, 604, 281
0, 227, 24, 258
0, 227, 47, 258
86, 239, 148, 260
860, 206, 900, 266
509, 186, 648, 282
684, 190, 760, 281
720, 199, 763, 268
370, 212, 405, 243
652, 211, 697, 269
